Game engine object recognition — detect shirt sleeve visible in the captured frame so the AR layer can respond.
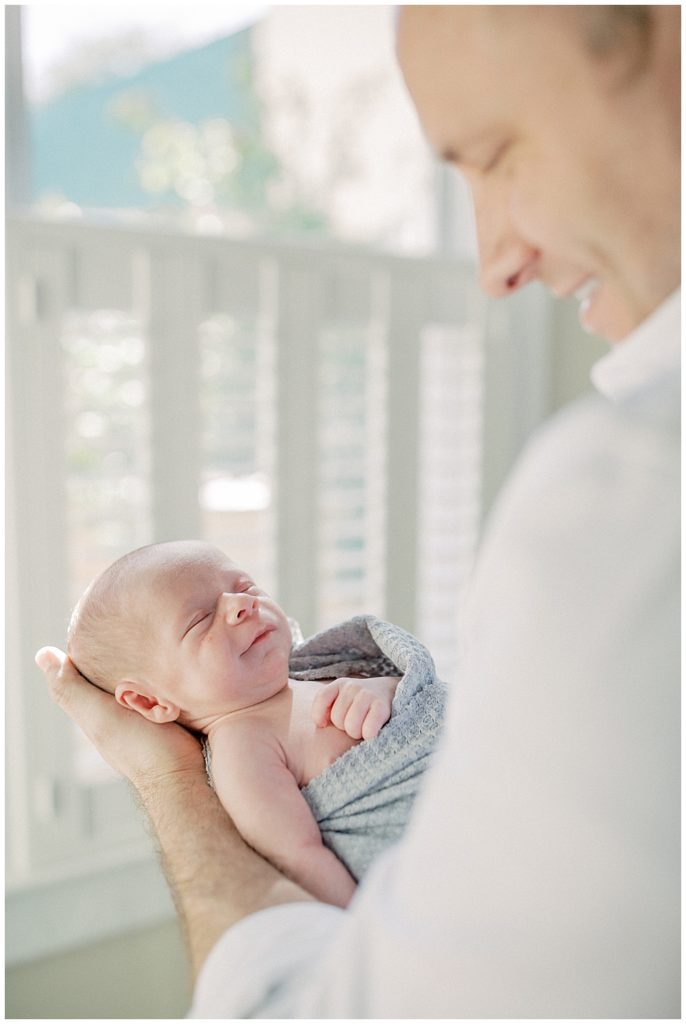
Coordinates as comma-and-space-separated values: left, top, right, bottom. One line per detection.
188, 902, 345, 1018
190, 394, 681, 1019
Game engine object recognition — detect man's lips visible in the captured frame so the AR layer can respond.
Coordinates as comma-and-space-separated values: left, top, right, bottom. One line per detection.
552, 274, 600, 301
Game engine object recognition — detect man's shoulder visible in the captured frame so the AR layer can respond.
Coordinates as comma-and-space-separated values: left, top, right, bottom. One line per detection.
502, 377, 679, 520
475, 376, 680, 593
461, 374, 680, 710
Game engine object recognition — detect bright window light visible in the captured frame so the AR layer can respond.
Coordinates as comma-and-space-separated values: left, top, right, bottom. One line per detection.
23, 5, 267, 103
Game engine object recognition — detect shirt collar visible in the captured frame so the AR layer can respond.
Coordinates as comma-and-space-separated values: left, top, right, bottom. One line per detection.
590, 289, 681, 402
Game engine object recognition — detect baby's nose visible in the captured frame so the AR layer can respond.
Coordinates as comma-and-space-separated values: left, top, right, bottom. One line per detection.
221, 592, 259, 625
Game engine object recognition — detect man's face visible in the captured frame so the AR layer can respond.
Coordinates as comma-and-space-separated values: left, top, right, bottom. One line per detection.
136, 543, 293, 723
397, 6, 680, 342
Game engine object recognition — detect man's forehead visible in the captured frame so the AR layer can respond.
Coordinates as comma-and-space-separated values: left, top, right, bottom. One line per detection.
395, 6, 502, 137
398, 5, 573, 70
396, 5, 482, 55
396, 5, 576, 155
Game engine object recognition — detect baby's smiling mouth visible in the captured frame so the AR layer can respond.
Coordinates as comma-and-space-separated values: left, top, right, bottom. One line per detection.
243, 626, 274, 654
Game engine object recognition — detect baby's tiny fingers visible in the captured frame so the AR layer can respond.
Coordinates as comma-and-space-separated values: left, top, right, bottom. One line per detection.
311, 680, 341, 727
330, 686, 360, 731
361, 699, 390, 741
342, 694, 376, 740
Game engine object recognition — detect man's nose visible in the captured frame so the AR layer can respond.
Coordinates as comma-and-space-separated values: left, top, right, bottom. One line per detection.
220, 592, 259, 625
472, 187, 540, 298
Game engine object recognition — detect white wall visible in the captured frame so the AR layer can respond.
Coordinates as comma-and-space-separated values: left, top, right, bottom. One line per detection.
6, 919, 190, 1019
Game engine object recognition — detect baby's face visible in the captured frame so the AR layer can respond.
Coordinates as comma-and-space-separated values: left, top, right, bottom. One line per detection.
135, 543, 292, 725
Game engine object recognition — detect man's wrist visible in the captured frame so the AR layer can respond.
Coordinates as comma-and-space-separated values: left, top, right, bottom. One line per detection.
133, 765, 210, 807
133, 764, 314, 979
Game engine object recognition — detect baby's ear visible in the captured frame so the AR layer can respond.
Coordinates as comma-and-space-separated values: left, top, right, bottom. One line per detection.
114, 683, 180, 724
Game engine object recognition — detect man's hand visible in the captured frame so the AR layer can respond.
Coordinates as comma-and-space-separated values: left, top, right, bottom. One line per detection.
35, 647, 313, 982
35, 646, 205, 791
311, 675, 401, 741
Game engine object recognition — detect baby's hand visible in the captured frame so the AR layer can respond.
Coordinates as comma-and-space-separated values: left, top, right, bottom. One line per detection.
311, 676, 401, 741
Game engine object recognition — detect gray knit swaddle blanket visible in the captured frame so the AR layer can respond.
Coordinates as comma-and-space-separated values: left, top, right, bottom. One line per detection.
289, 614, 447, 880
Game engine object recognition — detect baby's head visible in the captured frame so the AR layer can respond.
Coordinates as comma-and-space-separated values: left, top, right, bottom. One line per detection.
67, 545, 160, 697
67, 540, 293, 732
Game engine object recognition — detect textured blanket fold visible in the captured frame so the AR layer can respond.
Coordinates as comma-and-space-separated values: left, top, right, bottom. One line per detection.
289, 614, 447, 880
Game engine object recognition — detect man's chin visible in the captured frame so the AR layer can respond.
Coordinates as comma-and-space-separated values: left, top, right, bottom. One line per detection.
578, 289, 639, 344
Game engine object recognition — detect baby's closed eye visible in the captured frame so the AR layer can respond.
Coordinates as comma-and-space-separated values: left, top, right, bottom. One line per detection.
184, 613, 211, 638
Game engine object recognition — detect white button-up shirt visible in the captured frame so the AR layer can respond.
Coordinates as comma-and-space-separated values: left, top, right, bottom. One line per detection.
190, 291, 681, 1019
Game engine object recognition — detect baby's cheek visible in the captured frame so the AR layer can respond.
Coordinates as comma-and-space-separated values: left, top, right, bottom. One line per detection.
200, 640, 234, 691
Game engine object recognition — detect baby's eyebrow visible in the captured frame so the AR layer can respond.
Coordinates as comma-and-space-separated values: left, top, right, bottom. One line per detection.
224, 570, 254, 589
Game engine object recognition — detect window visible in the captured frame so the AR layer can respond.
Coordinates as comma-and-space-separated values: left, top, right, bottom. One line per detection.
21, 5, 443, 253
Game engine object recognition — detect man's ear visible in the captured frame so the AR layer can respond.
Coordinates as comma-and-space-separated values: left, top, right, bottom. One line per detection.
114, 683, 181, 724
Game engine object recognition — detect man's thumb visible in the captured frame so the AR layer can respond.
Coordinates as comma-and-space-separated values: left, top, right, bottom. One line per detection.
35, 647, 61, 674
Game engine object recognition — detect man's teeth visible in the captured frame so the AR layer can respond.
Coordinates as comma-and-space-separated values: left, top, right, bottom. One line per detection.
574, 278, 599, 303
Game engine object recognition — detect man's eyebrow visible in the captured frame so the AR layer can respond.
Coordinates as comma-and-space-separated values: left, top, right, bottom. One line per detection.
440, 129, 502, 166
440, 146, 461, 164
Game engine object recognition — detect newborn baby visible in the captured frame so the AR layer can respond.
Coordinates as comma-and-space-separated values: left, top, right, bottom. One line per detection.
67, 539, 401, 908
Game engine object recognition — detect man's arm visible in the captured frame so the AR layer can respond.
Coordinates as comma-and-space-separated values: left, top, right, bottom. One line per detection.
35, 648, 315, 980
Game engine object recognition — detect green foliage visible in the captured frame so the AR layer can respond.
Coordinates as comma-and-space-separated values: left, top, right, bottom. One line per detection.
108, 47, 331, 237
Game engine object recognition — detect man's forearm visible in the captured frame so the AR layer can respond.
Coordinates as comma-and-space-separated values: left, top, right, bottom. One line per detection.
137, 772, 315, 979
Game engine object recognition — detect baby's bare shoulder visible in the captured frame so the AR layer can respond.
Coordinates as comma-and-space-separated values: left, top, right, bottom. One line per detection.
207, 714, 297, 824
208, 713, 285, 771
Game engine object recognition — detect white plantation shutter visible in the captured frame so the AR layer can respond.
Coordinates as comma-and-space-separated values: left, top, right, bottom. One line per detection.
417, 321, 485, 682
6, 215, 551, 962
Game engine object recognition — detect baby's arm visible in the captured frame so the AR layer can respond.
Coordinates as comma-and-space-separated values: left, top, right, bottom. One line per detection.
311, 675, 402, 740
209, 726, 357, 909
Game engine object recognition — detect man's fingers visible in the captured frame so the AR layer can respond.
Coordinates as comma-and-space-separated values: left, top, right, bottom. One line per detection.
35, 646, 68, 692
35, 646, 63, 674
35, 646, 78, 705
35, 644, 112, 735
